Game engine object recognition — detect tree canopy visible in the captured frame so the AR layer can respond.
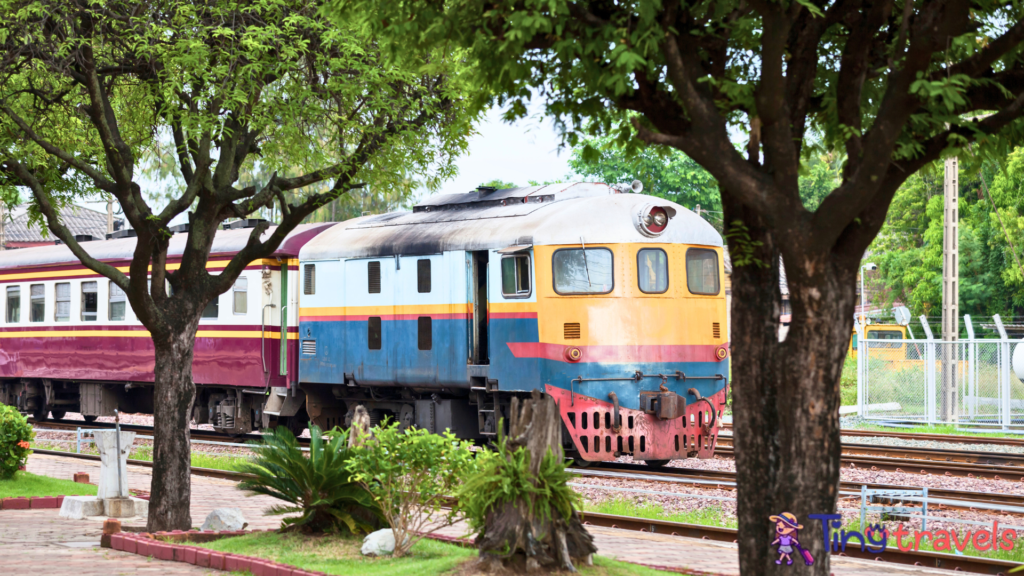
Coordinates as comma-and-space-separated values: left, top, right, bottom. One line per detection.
0, 0, 476, 532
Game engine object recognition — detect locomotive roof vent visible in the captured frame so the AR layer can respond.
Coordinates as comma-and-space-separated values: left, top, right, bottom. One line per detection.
476, 185, 498, 198
223, 218, 269, 230
106, 229, 137, 240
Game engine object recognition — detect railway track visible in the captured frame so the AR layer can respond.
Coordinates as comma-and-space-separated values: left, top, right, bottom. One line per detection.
29, 418, 268, 445
722, 422, 1024, 448
31, 448, 1021, 575
715, 436, 1024, 479
576, 461, 1024, 511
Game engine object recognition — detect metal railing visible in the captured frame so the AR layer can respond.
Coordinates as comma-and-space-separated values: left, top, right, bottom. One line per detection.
857, 314, 1024, 429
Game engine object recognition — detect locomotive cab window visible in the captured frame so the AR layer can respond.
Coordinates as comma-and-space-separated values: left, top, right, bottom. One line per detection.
109, 281, 126, 321
553, 248, 613, 295
867, 329, 902, 349
29, 284, 44, 322
6, 286, 19, 323
501, 254, 531, 297
81, 281, 98, 321
233, 277, 247, 315
637, 248, 669, 294
686, 248, 720, 295
55, 282, 70, 322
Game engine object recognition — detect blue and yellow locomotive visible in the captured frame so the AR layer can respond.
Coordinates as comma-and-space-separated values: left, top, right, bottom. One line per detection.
297, 182, 729, 464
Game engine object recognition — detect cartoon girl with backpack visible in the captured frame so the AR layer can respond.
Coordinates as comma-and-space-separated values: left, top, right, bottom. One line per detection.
770, 512, 814, 566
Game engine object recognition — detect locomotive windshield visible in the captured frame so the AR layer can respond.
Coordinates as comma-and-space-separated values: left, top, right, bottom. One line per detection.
686, 248, 720, 295
637, 248, 669, 294
553, 248, 613, 294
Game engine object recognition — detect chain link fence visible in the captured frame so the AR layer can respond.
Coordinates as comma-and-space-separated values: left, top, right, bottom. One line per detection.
858, 314, 1024, 429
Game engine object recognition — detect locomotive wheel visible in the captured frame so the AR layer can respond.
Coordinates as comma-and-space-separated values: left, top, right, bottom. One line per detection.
49, 410, 67, 420
572, 457, 594, 468
82, 415, 98, 423
643, 459, 671, 468
286, 415, 309, 437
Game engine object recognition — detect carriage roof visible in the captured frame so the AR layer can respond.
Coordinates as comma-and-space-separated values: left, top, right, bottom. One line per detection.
300, 182, 722, 261
0, 222, 332, 270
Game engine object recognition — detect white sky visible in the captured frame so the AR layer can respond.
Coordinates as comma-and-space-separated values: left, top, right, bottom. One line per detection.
71, 102, 573, 225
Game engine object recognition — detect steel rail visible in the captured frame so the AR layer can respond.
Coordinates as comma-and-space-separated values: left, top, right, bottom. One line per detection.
721, 423, 1024, 448
30, 418, 276, 446
31, 448, 1019, 575
575, 462, 1024, 510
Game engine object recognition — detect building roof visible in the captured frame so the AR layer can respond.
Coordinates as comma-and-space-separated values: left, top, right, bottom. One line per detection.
4, 204, 109, 243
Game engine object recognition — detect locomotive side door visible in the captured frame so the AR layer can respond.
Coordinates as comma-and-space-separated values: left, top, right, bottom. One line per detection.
468, 250, 489, 366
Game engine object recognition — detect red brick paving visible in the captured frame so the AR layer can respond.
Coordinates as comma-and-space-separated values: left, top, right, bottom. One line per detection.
21, 453, 979, 575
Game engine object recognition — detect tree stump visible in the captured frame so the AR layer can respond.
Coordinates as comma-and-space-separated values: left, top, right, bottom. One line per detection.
476, 389, 597, 572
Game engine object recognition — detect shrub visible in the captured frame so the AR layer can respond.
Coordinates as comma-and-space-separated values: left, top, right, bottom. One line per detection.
235, 424, 382, 534
458, 426, 580, 537
0, 404, 33, 479
346, 422, 476, 557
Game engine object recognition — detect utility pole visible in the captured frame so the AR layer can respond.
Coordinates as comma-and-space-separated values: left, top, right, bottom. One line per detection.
941, 155, 959, 422
106, 198, 114, 235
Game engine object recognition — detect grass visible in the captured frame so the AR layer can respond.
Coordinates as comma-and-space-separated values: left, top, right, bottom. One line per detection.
193, 531, 674, 576
840, 356, 857, 406
31, 441, 248, 472
0, 470, 97, 499
842, 518, 1024, 564
849, 422, 1024, 439
584, 497, 737, 529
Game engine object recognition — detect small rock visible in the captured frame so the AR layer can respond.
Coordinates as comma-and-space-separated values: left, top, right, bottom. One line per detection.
200, 507, 246, 531
361, 528, 408, 556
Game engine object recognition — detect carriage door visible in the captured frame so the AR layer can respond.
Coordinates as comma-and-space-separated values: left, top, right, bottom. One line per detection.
468, 250, 489, 366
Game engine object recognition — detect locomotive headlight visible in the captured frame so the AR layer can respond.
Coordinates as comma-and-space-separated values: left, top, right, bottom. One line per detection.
634, 204, 677, 237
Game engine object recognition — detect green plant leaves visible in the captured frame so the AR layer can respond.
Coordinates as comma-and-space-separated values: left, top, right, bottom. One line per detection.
0, 404, 33, 479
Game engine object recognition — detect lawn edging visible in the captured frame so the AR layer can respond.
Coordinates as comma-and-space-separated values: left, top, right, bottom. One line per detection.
112, 530, 323, 576
0, 495, 66, 510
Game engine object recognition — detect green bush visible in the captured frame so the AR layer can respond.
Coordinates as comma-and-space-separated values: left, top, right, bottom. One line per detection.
458, 427, 580, 536
346, 422, 476, 557
235, 424, 382, 534
0, 404, 33, 479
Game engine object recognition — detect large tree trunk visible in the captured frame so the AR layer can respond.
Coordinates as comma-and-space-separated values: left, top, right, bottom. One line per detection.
146, 321, 200, 532
476, 389, 597, 572
727, 198, 856, 575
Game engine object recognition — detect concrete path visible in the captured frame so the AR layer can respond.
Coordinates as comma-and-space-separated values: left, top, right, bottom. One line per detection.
19, 452, 991, 576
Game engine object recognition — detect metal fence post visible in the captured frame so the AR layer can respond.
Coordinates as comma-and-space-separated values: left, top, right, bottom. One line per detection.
922, 486, 928, 531
860, 485, 867, 530
76, 427, 81, 454
857, 322, 866, 417
921, 316, 937, 424
995, 314, 1011, 430
964, 315, 976, 419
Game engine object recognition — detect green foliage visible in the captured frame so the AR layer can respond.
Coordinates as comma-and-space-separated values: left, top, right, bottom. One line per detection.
584, 497, 736, 529
458, 426, 580, 536
0, 470, 97, 498
871, 151, 1024, 324
346, 423, 476, 557
235, 425, 382, 535
480, 179, 519, 189
0, 404, 32, 479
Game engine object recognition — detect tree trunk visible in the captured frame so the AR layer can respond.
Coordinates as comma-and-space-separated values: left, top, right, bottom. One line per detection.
146, 321, 200, 532
476, 389, 597, 572
727, 198, 855, 575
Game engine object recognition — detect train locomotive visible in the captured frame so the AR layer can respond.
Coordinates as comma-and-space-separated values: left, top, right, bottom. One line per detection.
0, 182, 729, 465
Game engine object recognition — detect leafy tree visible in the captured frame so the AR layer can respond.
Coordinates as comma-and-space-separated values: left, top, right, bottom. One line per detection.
479, 179, 520, 189
335, 1, 1024, 573
0, 0, 473, 531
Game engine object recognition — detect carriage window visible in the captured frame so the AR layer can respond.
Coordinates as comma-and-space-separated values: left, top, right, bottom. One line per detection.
368, 316, 382, 350
417, 260, 431, 293
368, 261, 381, 294
202, 295, 219, 319
30, 284, 44, 322
418, 316, 432, 350
55, 282, 71, 322
637, 249, 668, 294
501, 255, 531, 297
851, 333, 858, 351
6, 286, 19, 323
686, 248, 720, 295
81, 281, 98, 321
233, 277, 247, 315
303, 264, 315, 295
867, 329, 902, 349
552, 248, 613, 295
109, 281, 126, 321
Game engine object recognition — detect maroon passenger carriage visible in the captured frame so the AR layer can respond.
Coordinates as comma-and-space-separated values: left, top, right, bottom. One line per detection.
0, 221, 331, 434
